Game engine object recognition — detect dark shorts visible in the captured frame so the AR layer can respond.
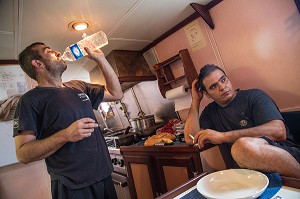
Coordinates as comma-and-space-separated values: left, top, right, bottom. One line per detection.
261, 136, 300, 163
51, 175, 117, 199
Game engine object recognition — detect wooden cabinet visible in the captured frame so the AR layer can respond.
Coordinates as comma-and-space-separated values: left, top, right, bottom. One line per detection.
120, 144, 203, 199
153, 49, 198, 98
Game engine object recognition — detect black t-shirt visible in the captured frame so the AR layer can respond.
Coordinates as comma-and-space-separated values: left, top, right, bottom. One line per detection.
200, 89, 296, 145
13, 80, 113, 189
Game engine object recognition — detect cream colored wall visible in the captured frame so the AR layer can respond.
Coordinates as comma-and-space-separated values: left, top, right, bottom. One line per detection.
0, 160, 51, 199
154, 0, 300, 171
0, 71, 50, 199
154, 0, 300, 112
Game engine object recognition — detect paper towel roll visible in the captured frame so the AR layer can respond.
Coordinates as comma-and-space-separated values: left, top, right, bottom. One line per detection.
165, 85, 189, 100
166, 85, 192, 111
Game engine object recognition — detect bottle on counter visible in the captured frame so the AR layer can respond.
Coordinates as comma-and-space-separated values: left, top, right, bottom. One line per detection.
62, 31, 108, 61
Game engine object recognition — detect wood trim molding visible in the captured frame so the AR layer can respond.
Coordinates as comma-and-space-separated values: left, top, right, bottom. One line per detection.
118, 75, 156, 82
141, 13, 199, 53
206, 0, 224, 10
0, 60, 19, 65
190, 3, 214, 29
156, 172, 208, 199
141, 0, 222, 53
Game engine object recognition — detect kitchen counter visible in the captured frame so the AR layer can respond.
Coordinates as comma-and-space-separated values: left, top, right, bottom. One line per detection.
129, 139, 187, 146
120, 141, 213, 199
123, 138, 215, 150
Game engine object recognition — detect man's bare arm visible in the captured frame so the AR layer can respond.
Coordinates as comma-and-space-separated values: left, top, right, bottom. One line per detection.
222, 120, 286, 142
184, 79, 204, 145
195, 120, 286, 148
84, 47, 123, 101
14, 118, 98, 164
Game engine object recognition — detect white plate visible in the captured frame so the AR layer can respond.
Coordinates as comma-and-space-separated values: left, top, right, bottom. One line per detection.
197, 169, 269, 199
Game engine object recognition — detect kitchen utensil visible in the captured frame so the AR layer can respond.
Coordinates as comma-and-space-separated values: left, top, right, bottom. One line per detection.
129, 114, 156, 132
105, 131, 137, 148
124, 126, 131, 135
139, 114, 155, 130
129, 117, 141, 131
175, 122, 184, 135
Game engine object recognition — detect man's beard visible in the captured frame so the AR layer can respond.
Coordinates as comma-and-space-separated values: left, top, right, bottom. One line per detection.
43, 59, 67, 78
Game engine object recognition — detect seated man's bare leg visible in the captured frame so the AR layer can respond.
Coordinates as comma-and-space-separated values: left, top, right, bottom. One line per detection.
231, 137, 300, 178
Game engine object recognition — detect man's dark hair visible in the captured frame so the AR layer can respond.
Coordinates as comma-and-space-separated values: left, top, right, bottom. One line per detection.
197, 64, 226, 92
18, 42, 45, 81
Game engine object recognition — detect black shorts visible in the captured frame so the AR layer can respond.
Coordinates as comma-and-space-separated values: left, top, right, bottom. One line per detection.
261, 136, 300, 163
51, 175, 117, 199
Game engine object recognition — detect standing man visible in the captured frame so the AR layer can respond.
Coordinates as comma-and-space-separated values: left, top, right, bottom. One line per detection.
14, 42, 123, 199
184, 64, 300, 178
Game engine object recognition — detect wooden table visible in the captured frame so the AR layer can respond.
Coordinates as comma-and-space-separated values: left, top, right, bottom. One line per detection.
156, 172, 300, 199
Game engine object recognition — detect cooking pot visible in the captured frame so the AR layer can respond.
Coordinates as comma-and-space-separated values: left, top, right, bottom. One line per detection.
139, 114, 155, 130
129, 114, 156, 131
129, 117, 141, 131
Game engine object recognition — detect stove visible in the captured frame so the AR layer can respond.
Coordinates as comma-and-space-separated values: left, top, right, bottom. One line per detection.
104, 126, 163, 199
108, 147, 131, 198
108, 147, 126, 174
104, 127, 139, 148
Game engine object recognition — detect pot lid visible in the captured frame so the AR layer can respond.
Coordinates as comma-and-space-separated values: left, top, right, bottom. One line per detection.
129, 117, 140, 121
140, 114, 154, 119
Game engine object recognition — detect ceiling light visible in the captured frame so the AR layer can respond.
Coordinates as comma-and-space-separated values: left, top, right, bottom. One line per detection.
68, 20, 91, 31
73, 22, 88, 30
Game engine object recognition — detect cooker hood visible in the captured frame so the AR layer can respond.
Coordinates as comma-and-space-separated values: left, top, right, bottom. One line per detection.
90, 50, 157, 90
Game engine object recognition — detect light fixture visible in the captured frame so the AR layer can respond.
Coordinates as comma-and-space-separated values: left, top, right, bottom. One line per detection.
73, 22, 88, 30
68, 20, 91, 31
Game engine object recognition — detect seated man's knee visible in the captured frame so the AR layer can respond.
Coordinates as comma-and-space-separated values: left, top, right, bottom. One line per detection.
231, 137, 255, 161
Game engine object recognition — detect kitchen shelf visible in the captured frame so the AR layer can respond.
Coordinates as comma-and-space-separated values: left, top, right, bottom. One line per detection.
153, 49, 198, 98
162, 75, 185, 86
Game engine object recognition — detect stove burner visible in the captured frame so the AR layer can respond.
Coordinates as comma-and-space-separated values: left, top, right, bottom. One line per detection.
104, 128, 140, 148
106, 139, 116, 148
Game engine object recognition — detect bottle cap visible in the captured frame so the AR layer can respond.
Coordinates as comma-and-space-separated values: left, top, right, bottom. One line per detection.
82, 33, 87, 38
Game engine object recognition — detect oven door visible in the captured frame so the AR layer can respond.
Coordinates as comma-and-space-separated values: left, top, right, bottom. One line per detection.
111, 172, 131, 199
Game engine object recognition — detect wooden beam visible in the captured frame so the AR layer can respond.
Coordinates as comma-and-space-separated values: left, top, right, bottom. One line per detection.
190, 3, 214, 29
0, 60, 19, 65
141, 13, 199, 53
141, 0, 222, 53
206, 0, 223, 10
118, 75, 156, 82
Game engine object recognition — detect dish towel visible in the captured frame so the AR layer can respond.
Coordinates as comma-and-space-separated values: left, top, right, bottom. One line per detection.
180, 173, 282, 199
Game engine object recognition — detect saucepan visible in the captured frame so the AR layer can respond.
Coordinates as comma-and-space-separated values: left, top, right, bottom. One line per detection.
129, 117, 141, 131
129, 114, 156, 132
139, 114, 156, 130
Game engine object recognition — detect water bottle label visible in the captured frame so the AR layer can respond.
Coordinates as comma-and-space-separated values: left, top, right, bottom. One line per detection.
69, 43, 83, 60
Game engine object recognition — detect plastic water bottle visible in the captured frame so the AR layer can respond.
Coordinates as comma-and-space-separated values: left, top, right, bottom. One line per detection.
62, 31, 108, 61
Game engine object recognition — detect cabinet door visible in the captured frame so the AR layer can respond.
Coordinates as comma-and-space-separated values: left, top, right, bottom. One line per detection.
155, 155, 197, 194
124, 156, 157, 199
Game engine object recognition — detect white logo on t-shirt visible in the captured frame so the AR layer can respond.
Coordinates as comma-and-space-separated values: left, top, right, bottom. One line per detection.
78, 93, 90, 102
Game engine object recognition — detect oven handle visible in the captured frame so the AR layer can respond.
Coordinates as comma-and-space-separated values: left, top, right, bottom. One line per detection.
111, 172, 128, 187
112, 179, 128, 187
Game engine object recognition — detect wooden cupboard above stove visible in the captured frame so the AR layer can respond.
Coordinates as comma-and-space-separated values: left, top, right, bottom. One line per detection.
120, 144, 204, 199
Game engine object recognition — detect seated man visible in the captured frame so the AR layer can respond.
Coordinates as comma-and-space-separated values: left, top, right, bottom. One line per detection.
184, 64, 300, 178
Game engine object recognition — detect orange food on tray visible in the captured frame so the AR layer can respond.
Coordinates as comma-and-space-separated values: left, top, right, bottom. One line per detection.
144, 132, 176, 146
